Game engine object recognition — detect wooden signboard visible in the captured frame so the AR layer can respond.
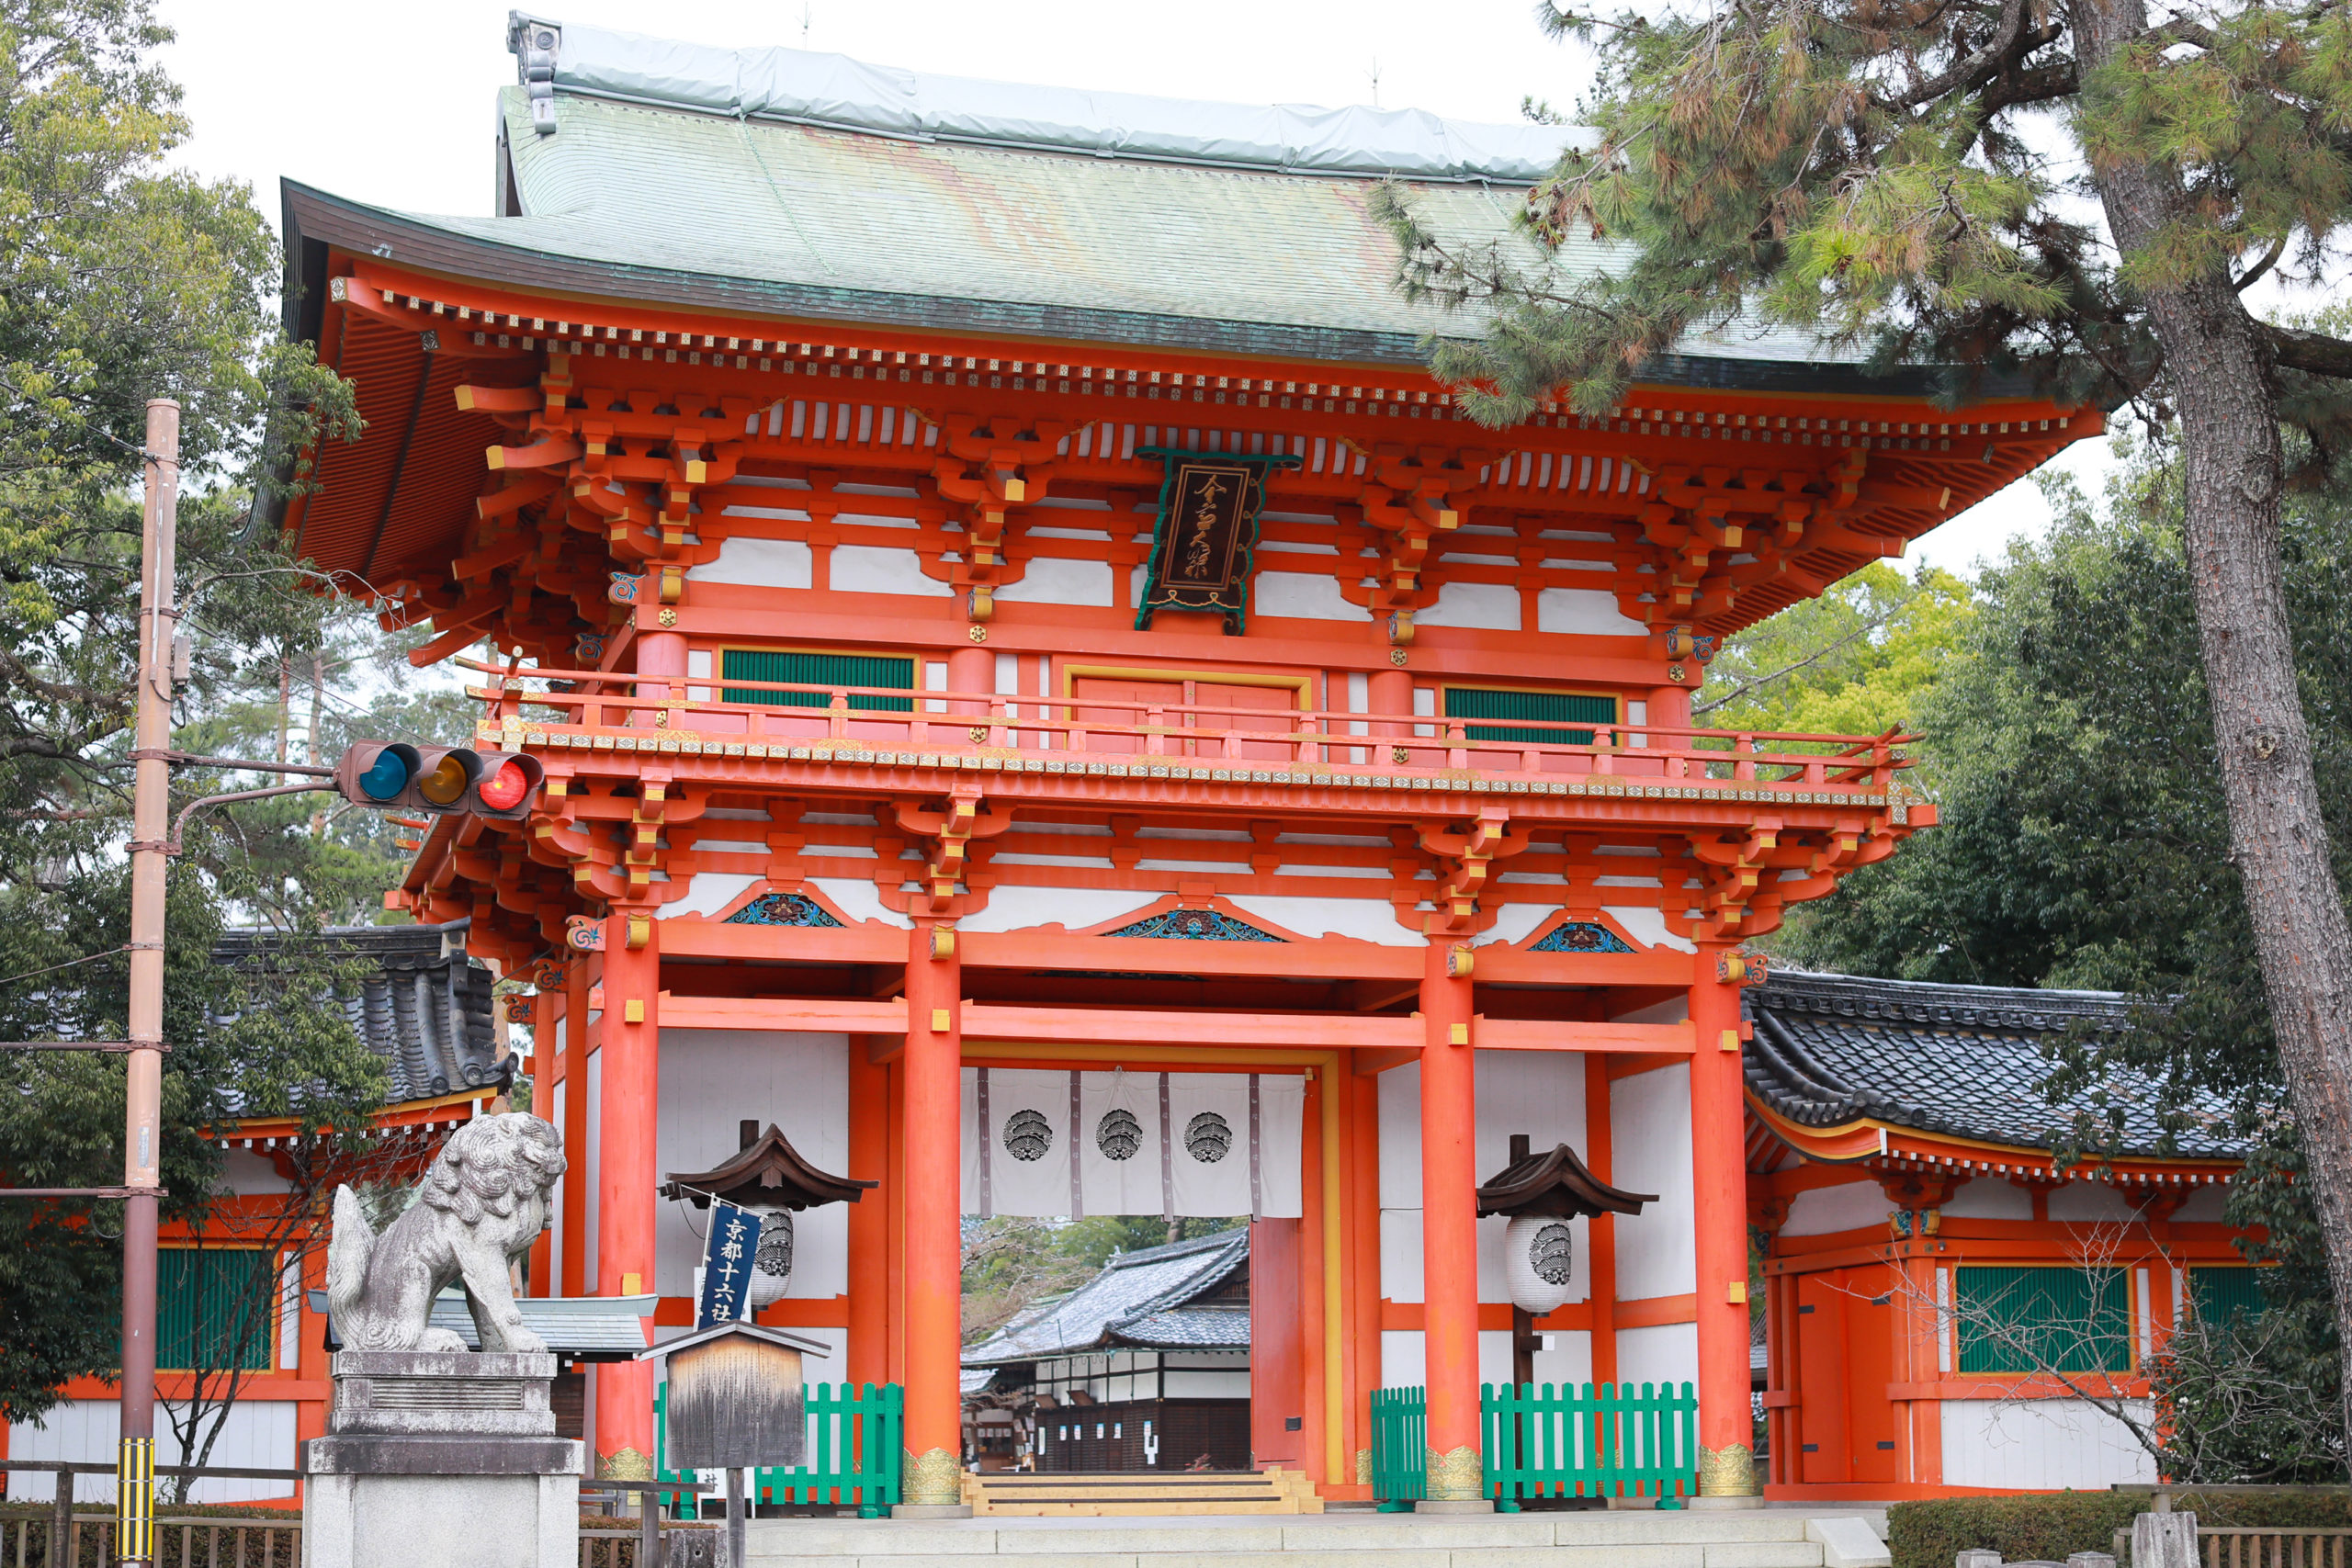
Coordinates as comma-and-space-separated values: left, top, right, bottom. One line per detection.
639, 1321, 827, 1471
1134, 447, 1301, 634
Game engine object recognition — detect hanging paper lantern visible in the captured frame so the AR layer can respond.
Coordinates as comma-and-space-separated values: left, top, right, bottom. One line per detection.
746, 1208, 795, 1310
1503, 1214, 1576, 1315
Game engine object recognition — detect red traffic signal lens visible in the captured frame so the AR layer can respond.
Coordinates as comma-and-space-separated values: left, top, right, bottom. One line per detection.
477, 759, 532, 812
417, 755, 471, 807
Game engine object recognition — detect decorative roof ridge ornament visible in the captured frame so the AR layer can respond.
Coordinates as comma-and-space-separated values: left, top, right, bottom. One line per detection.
1476, 1133, 1656, 1220
662, 1119, 877, 1212
506, 14, 562, 136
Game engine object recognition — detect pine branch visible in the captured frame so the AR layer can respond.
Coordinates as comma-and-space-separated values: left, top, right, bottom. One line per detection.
2267, 323, 2352, 380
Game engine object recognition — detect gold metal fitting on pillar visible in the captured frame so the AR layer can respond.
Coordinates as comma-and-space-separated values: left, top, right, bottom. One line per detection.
1424, 1445, 1484, 1502
1697, 1442, 1761, 1497
1446, 942, 1475, 980
902, 1447, 963, 1506
624, 914, 651, 950
928, 926, 956, 961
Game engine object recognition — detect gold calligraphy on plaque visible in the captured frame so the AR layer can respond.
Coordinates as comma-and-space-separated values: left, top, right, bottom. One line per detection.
1135, 448, 1300, 634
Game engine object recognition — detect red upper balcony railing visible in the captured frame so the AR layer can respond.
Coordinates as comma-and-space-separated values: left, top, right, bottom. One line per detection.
458, 660, 1915, 804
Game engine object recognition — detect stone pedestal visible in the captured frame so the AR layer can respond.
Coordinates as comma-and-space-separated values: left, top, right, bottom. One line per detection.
303, 1351, 582, 1568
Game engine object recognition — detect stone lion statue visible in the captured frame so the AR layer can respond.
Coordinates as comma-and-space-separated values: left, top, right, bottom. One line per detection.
327, 1112, 566, 1353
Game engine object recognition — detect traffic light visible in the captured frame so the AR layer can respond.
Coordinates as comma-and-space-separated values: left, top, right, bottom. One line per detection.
334, 743, 544, 819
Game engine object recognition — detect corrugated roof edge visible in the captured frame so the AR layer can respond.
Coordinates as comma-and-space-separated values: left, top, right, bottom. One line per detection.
512, 12, 1588, 184
281, 179, 2005, 396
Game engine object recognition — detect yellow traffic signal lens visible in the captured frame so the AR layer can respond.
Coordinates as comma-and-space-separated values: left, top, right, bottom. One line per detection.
418, 756, 469, 806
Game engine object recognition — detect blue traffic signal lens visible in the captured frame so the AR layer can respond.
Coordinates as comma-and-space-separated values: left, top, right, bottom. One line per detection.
357, 751, 410, 801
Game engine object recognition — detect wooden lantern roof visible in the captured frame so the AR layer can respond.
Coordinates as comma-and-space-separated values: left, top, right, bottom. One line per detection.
1477, 1133, 1655, 1220
662, 1120, 877, 1213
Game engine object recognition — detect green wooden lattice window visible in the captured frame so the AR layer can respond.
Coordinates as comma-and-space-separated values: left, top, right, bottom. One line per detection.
721, 649, 914, 711
1443, 687, 1617, 745
2188, 1266, 2268, 1326
1954, 1265, 2132, 1375
159, 1247, 276, 1372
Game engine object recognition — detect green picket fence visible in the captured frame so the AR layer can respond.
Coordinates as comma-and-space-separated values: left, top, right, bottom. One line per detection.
1369, 1382, 1698, 1511
655, 1381, 902, 1519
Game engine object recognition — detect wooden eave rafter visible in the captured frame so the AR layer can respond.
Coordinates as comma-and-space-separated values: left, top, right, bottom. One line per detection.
208, 1083, 503, 1148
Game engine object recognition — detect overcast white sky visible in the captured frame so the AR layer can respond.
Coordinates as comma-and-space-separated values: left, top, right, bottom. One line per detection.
157, 0, 2109, 578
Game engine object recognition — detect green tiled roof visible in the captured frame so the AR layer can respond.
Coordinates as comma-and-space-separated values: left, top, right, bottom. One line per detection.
288, 81, 1863, 378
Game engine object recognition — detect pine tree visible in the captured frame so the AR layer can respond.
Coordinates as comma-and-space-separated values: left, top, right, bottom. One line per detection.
1379, 0, 2352, 1458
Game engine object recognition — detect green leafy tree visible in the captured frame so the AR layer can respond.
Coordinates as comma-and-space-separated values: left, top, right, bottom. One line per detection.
0, 0, 458, 1447
1380, 0, 2352, 1451
1696, 561, 1973, 739
1783, 439, 2350, 1476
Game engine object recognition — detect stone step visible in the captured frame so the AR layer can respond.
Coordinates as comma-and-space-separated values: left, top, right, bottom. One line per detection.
744, 1508, 1879, 1566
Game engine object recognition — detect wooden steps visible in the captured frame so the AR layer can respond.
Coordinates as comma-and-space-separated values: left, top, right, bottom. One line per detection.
962, 1468, 1324, 1516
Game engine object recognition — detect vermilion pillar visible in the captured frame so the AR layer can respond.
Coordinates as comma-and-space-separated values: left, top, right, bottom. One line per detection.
593, 912, 660, 1479
1689, 949, 1761, 1500
1417, 940, 1488, 1509
526, 986, 557, 1295
899, 920, 970, 1514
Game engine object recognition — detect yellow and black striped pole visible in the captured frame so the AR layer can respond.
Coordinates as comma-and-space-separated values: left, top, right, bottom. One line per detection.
117, 1436, 155, 1563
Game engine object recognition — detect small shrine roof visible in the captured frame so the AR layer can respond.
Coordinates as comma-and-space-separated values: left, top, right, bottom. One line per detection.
962, 1228, 1249, 1367
1476, 1141, 1655, 1219
662, 1122, 876, 1212
1747, 969, 2248, 1162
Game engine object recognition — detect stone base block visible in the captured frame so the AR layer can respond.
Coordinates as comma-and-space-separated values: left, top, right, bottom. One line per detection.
890, 1504, 976, 1519
1685, 1495, 1767, 1511
1414, 1499, 1495, 1515
303, 1471, 580, 1568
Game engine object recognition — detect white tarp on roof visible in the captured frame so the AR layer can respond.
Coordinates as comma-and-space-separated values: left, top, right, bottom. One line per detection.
517, 13, 1585, 181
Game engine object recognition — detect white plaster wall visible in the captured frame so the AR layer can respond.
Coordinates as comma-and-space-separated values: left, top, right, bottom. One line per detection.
547, 1066, 567, 1292
995, 557, 1114, 607
1416, 581, 1521, 631
1378, 1062, 1423, 1210
1611, 1065, 1696, 1300
653, 1032, 853, 1301
1474, 1053, 1589, 1307
1616, 1322, 1700, 1394
956, 886, 1154, 933
1382, 1053, 1594, 1307
1939, 1398, 2158, 1489
1940, 1178, 2035, 1220
1780, 1180, 1894, 1237
689, 536, 812, 589
1253, 570, 1359, 621
584, 1041, 603, 1285
217, 1149, 289, 1195
1537, 587, 1648, 637
658, 872, 760, 920
2049, 1181, 2145, 1222
1224, 894, 1417, 946
2172, 1185, 2230, 1224
808, 876, 911, 928
1381, 1207, 1425, 1303
1603, 908, 1697, 954
1612, 992, 1690, 1025
831, 544, 949, 597
1484, 905, 1555, 946
9, 1399, 297, 1502
1381, 1329, 1426, 1391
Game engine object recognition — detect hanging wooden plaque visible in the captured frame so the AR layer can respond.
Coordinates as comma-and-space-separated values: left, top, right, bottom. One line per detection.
1134, 447, 1301, 634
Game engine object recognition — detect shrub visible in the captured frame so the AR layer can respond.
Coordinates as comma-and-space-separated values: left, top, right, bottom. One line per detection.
1888, 1490, 2352, 1568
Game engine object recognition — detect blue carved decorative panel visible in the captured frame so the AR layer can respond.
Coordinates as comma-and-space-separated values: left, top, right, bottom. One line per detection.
1532, 920, 1634, 953
726, 892, 843, 928
1102, 908, 1282, 942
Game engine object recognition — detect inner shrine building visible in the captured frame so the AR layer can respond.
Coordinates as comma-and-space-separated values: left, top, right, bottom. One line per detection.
277, 16, 2121, 1506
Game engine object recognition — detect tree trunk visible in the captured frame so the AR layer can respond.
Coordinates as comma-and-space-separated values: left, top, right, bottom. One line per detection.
2075, 0, 2352, 1473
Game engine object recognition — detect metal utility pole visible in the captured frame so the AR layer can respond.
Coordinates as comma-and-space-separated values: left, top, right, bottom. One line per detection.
119, 397, 179, 1566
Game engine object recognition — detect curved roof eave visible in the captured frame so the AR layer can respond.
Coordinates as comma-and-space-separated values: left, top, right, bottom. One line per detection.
281, 179, 2008, 399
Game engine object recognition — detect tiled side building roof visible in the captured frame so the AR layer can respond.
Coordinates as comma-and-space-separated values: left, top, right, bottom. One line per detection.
1747, 969, 2246, 1163
212, 919, 502, 1105
963, 1228, 1250, 1366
